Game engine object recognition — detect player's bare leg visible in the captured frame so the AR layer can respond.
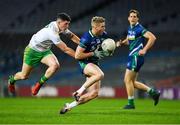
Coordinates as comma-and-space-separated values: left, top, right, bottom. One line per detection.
134, 81, 150, 91
123, 69, 160, 108
78, 80, 100, 104
73, 63, 104, 101
60, 81, 100, 114
60, 64, 103, 114
134, 78, 160, 106
133, 74, 151, 91
8, 63, 33, 94
123, 69, 136, 109
41, 54, 60, 78
32, 54, 60, 95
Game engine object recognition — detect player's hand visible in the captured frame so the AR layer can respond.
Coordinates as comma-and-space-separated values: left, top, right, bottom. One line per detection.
93, 49, 105, 59
138, 49, 147, 56
116, 40, 122, 47
103, 50, 114, 56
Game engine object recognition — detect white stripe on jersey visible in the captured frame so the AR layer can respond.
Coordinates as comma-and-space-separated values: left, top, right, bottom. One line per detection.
129, 43, 143, 56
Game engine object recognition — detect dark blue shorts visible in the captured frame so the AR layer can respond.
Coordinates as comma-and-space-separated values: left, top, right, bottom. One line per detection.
126, 55, 144, 72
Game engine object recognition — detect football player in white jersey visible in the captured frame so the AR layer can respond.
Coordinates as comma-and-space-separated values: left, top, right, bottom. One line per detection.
8, 13, 80, 95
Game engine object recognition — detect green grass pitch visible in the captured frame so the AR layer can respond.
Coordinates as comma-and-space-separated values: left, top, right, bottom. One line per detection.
0, 97, 180, 124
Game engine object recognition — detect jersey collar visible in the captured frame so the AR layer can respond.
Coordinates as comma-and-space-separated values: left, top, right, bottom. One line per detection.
89, 29, 95, 38
130, 22, 139, 29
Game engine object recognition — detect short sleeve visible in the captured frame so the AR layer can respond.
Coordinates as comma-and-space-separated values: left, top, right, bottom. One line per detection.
140, 25, 147, 36
79, 37, 88, 49
50, 31, 62, 44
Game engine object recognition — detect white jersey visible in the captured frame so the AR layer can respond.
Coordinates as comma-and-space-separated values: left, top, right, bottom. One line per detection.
29, 21, 71, 52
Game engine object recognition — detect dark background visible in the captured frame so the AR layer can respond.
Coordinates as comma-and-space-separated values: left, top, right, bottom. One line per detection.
0, 0, 179, 92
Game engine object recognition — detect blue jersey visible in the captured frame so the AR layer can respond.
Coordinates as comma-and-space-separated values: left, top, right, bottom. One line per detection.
127, 23, 147, 56
78, 30, 108, 73
79, 30, 108, 63
126, 23, 147, 72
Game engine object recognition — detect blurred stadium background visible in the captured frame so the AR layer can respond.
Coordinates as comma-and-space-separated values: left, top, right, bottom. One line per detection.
0, 0, 180, 99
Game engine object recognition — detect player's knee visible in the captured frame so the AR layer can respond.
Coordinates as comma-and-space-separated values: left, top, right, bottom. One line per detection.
50, 63, 60, 71
124, 77, 132, 84
96, 72, 104, 80
56, 63, 60, 70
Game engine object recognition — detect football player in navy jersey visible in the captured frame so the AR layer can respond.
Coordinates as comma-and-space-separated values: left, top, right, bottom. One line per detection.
60, 16, 109, 114
116, 9, 160, 109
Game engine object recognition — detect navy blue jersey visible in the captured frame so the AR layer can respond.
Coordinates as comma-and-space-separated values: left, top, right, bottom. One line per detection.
78, 30, 108, 74
126, 23, 147, 72
79, 29, 108, 63
127, 23, 147, 56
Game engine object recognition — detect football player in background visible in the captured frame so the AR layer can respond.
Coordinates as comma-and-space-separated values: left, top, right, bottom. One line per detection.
116, 9, 160, 109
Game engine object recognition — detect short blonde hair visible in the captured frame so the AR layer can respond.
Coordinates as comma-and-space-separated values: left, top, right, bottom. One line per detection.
91, 16, 105, 27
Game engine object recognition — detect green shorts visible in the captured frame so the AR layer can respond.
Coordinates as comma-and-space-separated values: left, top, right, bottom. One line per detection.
78, 60, 99, 74
23, 46, 53, 67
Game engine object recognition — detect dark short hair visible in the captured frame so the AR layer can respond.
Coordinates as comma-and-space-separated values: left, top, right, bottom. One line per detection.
129, 9, 140, 18
57, 13, 71, 21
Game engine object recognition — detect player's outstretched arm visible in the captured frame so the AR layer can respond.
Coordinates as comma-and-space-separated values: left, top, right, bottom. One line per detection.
70, 32, 80, 45
75, 46, 93, 60
56, 42, 75, 58
116, 37, 129, 47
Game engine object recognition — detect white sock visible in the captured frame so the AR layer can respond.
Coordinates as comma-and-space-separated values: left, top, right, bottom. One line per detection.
77, 86, 86, 95
68, 101, 78, 109
128, 96, 134, 100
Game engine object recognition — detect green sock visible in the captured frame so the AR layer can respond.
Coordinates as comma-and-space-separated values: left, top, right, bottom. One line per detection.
128, 99, 134, 106
39, 75, 48, 84
8, 75, 16, 85
148, 88, 155, 96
